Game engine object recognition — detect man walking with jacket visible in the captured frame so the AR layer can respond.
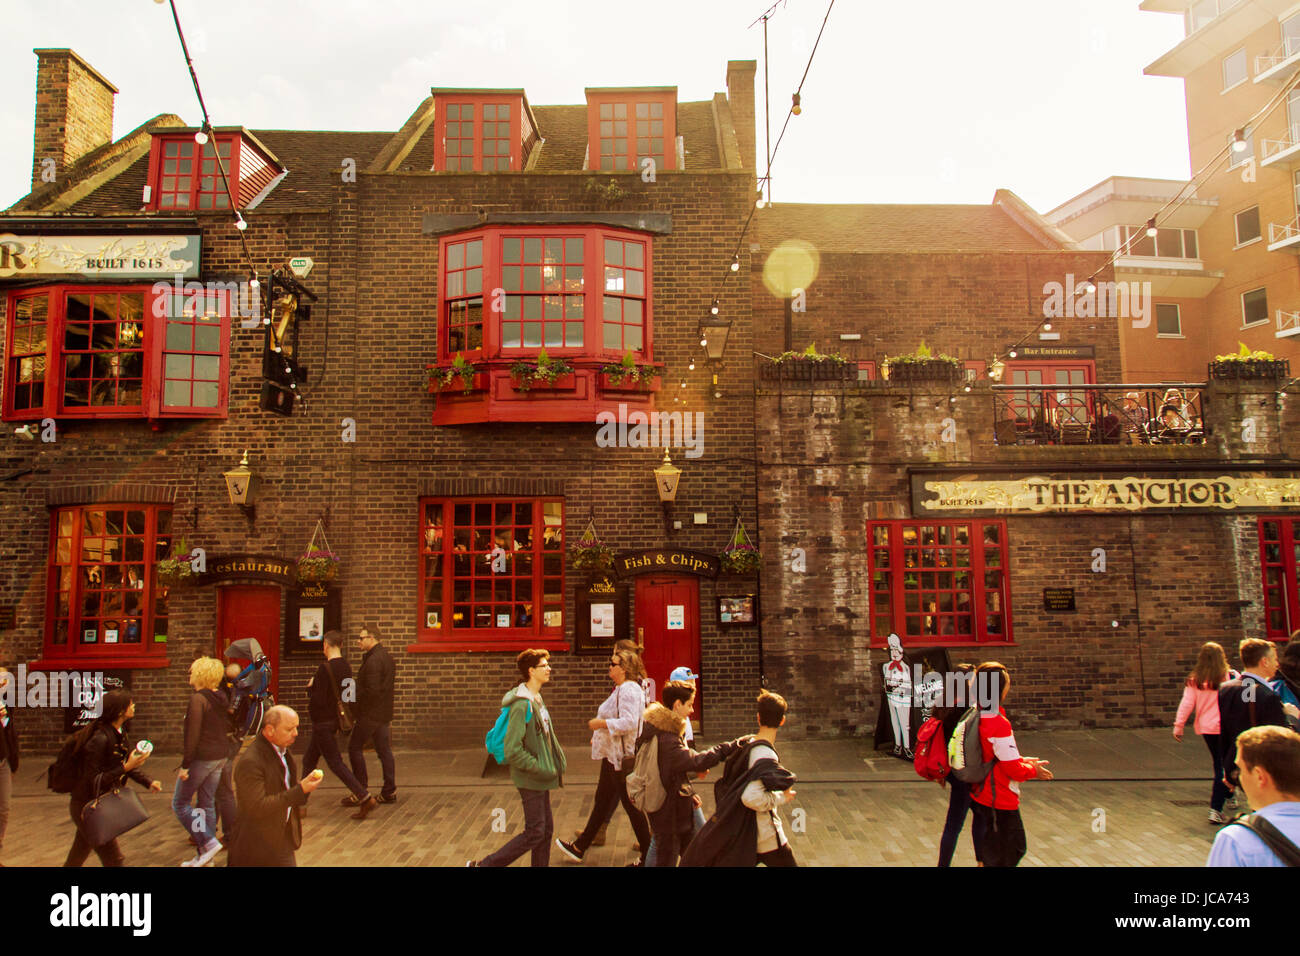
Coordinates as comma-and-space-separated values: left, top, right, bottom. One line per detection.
471, 649, 566, 867
304, 631, 375, 819
348, 625, 397, 805
229, 705, 322, 867
1219, 639, 1287, 790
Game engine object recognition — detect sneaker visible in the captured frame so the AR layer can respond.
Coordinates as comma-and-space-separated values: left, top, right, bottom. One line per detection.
340, 794, 363, 807
352, 795, 378, 820
555, 839, 584, 863
182, 838, 222, 867
376, 793, 398, 804
466, 860, 477, 867
1209, 809, 1226, 825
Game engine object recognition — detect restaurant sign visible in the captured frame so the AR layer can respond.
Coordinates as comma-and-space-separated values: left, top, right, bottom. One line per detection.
612, 549, 720, 579
196, 554, 297, 586
912, 472, 1300, 516
0, 233, 200, 279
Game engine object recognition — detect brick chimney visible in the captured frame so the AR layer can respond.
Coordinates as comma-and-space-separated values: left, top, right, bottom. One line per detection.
31, 49, 118, 192
726, 59, 757, 173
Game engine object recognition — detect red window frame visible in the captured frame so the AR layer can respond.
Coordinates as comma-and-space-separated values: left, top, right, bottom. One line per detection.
3, 285, 232, 421
414, 497, 567, 652
433, 94, 525, 171
146, 134, 241, 210
1259, 517, 1300, 640
1004, 360, 1095, 425
444, 237, 485, 357
40, 503, 172, 668
867, 519, 1013, 646
438, 225, 654, 363
585, 91, 677, 172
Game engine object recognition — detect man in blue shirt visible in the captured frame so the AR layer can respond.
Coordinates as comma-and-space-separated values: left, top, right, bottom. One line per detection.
1208, 725, 1300, 867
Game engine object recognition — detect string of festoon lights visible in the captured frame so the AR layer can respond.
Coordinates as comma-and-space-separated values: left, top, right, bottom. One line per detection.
157, 0, 301, 392
985, 62, 1300, 398
676, 0, 836, 402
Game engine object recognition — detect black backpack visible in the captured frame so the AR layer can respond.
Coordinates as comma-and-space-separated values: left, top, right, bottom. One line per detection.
46, 732, 86, 794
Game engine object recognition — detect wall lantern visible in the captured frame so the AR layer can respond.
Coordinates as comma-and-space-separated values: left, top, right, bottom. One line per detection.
223, 450, 257, 519
698, 317, 733, 365
988, 360, 1006, 383
653, 449, 682, 530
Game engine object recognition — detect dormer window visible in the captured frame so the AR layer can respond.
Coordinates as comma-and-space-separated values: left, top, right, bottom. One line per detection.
144, 129, 282, 210
432, 91, 539, 172
585, 88, 677, 172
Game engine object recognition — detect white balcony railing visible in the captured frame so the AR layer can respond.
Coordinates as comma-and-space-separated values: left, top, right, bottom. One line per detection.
1262, 124, 1300, 164
1279, 309, 1300, 338
1268, 218, 1300, 249
1256, 34, 1300, 77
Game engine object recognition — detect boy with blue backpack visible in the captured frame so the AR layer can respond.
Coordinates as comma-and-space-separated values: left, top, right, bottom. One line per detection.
471, 649, 567, 867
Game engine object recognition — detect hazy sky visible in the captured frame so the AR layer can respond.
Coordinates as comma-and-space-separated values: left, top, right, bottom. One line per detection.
0, 0, 1190, 212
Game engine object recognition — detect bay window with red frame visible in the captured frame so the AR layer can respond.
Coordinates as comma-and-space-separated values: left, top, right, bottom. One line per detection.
416, 498, 566, 651
3, 285, 231, 421
867, 519, 1013, 645
39, 504, 173, 668
1259, 516, 1300, 640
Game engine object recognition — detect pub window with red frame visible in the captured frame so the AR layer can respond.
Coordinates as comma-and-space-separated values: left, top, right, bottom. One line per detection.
1259, 517, 1300, 640
439, 226, 652, 363
3, 285, 231, 421
45, 504, 172, 665
417, 498, 565, 650
432, 93, 534, 172
145, 131, 282, 211
586, 90, 677, 172
867, 520, 1012, 644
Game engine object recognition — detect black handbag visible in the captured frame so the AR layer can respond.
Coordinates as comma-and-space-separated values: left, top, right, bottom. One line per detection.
81, 775, 150, 848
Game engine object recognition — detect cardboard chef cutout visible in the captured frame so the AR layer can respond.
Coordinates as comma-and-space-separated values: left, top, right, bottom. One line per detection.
882, 633, 913, 758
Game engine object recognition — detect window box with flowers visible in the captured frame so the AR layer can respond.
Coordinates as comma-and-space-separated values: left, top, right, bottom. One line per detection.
759, 344, 854, 382
427, 353, 486, 400
882, 343, 961, 384
509, 350, 576, 392
1208, 343, 1290, 380
600, 352, 661, 391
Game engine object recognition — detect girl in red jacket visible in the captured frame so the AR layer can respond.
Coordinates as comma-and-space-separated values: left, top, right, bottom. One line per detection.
969, 662, 1053, 867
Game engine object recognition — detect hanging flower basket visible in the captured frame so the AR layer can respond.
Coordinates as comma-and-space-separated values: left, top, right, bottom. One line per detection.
154, 538, 195, 588
298, 520, 339, 582
571, 517, 616, 571
719, 518, 762, 574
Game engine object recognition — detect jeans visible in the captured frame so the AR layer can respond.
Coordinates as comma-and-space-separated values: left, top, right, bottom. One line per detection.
65, 798, 125, 867
480, 788, 553, 867
971, 803, 1027, 867
1202, 733, 1231, 812
0, 763, 10, 858
303, 721, 368, 798
349, 717, 396, 798
215, 756, 239, 843
575, 760, 651, 856
171, 758, 225, 846
938, 773, 985, 866
645, 805, 707, 867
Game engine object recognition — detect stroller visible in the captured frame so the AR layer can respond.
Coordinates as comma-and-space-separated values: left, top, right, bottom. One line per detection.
224, 638, 276, 738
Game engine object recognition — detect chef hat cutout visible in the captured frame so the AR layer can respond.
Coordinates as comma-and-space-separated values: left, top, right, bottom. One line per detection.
886, 633, 902, 653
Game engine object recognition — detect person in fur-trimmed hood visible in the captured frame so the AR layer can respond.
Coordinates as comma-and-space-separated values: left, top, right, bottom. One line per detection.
637, 680, 747, 866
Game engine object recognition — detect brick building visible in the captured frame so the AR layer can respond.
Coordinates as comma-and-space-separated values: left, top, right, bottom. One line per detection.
0, 50, 763, 750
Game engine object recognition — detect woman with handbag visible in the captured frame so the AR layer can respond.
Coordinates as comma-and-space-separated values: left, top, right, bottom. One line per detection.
172, 657, 232, 867
64, 689, 161, 867
555, 647, 651, 865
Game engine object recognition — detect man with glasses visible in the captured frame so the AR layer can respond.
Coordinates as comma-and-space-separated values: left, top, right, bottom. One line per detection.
346, 625, 397, 806
470, 650, 567, 867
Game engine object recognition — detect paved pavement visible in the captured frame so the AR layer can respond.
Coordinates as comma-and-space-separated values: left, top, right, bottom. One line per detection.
2, 729, 1233, 866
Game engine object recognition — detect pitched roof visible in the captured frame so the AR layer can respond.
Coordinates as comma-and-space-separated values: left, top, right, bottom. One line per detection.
752, 202, 1063, 254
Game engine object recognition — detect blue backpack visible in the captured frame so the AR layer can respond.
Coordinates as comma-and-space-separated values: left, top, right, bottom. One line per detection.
485, 698, 531, 765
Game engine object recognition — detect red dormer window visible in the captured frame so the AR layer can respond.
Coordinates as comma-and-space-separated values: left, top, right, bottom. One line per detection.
145, 130, 282, 210
585, 89, 677, 172
432, 91, 538, 172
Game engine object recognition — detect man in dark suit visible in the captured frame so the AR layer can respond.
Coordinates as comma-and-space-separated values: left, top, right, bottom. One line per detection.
229, 705, 321, 867
1219, 639, 1287, 790
0, 668, 18, 866
348, 625, 397, 805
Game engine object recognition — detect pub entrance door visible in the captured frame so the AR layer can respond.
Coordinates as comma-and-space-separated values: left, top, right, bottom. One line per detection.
635, 575, 702, 726
216, 585, 282, 699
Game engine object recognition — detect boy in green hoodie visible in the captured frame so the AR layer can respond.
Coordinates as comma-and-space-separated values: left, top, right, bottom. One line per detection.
471, 649, 567, 867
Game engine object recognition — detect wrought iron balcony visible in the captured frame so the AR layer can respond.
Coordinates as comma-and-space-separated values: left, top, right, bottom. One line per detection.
992, 384, 1207, 447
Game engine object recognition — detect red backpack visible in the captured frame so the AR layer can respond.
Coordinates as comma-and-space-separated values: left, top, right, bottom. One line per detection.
913, 716, 950, 781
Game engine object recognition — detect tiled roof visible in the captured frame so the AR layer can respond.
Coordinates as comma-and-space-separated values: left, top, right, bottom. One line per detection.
752, 203, 1062, 253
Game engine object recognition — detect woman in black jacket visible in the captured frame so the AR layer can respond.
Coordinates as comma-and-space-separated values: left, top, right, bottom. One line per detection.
172, 657, 233, 866
64, 689, 160, 867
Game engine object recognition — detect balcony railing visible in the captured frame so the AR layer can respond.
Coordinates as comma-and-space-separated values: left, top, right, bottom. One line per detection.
1268, 217, 1300, 251
1279, 309, 1300, 338
1256, 34, 1300, 79
992, 384, 1207, 447
1261, 123, 1300, 165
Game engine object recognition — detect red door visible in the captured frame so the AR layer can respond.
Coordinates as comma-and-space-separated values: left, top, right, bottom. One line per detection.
635, 575, 701, 724
216, 585, 282, 698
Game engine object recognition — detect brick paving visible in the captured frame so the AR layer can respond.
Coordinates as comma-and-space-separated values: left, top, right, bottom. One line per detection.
1, 729, 1232, 867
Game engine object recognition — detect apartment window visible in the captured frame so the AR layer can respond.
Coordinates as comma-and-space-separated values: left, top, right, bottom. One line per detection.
1223, 49, 1248, 90
417, 498, 565, 650
45, 505, 172, 664
3, 286, 231, 421
1235, 206, 1262, 244
1123, 225, 1198, 259
1260, 518, 1300, 639
586, 91, 677, 172
1284, 11, 1300, 56
1242, 288, 1269, 326
867, 520, 1012, 644
438, 225, 653, 361
1188, 0, 1217, 33
1156, 303, 1182, 336
1229, 128, 1255, 169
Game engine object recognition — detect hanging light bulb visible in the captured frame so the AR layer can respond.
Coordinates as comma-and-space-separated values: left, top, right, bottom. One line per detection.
688, 359, 695, 371
1008, 349, 1018, 359
1233, 128, 1248, 152
756, 196, 766, 210
791, 92, 802, 116
1042, 320, 1052, 332
710, 299, 720, 315
700, 335, 708, 348
1079, 278, 1096, 295
194, 128, 209, 146
1145, 217, 1158, 238
963, 383, 972, 393
234, 213, 248, 231
730, 254, 740, 272
248, 274, 260, 291
680, 379, 687, 389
